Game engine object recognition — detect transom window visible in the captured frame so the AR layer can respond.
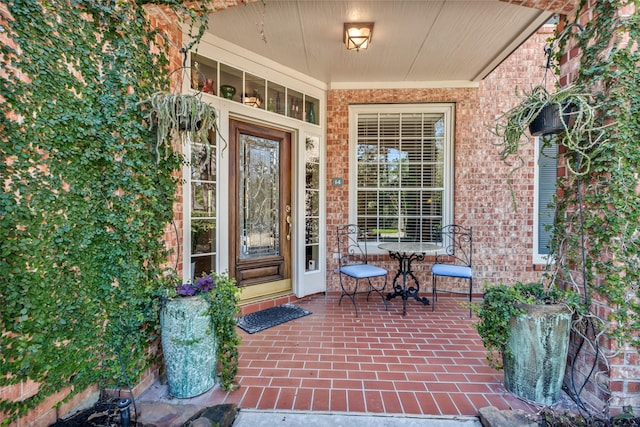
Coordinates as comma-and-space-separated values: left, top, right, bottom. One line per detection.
349, 104, 454, 245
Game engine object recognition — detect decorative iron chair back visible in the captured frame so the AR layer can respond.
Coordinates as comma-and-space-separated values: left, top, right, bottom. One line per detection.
434, 224, 472, 267
337, 224, 370, 267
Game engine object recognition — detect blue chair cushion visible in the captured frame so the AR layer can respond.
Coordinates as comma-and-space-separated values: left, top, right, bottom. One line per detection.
340, 264, 387, 279
432, 263, 473, 279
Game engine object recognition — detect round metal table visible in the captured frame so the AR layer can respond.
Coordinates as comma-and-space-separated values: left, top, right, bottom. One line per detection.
378, 242, 442, 316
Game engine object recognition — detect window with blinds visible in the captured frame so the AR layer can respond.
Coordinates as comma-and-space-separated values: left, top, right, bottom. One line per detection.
351, 105, 453, 243
534, 137, 558, 261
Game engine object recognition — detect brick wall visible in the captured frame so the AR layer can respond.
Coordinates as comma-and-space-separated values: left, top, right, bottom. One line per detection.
145, 5, 184, 274
502, 0, 579, 15
325, 27, 555, 294
558, 2, 640, 416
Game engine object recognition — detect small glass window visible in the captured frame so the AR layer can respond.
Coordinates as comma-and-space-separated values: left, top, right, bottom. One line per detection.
190, 138, 217, 277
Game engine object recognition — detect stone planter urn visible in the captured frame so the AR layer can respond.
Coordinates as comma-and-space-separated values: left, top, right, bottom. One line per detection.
160, 296, 217, 398
503, 303, 572, 405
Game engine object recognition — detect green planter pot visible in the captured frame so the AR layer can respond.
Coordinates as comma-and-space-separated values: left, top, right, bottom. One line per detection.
503, 303, 572, 405
160, 296, 217, 398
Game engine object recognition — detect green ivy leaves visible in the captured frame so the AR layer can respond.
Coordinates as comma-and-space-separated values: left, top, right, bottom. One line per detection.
204, 273, 242, 391
553, 1, 640, 349
0, 0, 186, 422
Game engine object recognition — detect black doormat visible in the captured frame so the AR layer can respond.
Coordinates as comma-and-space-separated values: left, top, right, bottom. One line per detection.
236, 303, 312, 334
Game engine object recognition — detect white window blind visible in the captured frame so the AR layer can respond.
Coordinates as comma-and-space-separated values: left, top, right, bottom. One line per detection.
534, 137, 558, 261
350, 105, 453, 244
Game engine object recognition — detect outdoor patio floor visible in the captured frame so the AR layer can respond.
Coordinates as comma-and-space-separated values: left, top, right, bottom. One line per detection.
147, 292, 540, 418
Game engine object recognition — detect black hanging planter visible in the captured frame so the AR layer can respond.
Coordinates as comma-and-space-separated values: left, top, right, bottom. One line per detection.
174, 101, 203, 131
177, 114, 202, 131
529, 102, 575, 136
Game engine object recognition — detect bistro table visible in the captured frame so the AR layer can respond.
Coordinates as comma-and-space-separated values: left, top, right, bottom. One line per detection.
378, 242, 442, 316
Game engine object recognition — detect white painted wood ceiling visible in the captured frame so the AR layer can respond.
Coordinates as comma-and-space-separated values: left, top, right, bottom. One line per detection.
207, 1, 553, 87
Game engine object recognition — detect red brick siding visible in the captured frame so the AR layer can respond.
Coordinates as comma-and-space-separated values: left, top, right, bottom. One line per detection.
325, 28, 555, 294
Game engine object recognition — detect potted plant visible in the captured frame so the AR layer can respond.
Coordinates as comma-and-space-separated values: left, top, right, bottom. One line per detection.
143, 90, 220, 163
488, 79, 612, 213
472, 280, 582, 405
160, 271, 241, 397
491, 83, 602, 165
489, 22, 611, 185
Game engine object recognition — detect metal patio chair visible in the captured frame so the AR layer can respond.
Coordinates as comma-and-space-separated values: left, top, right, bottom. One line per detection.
431, 224, 474, 316
336, 224, 388, 317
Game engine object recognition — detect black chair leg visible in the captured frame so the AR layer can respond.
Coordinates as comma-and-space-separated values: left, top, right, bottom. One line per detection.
339, 277, 359, 317
468, 278, 472, 317
367, 277, 388, 310
431, 275, 436, 312
382, 277, 388, 310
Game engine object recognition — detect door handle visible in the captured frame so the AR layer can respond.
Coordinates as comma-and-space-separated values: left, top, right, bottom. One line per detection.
285, 204, 292, 241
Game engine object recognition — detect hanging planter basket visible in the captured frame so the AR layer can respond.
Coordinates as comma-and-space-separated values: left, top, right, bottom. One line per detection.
528, 102, 575, 136
491, 84, 599, 169
139, 62, 226, 163
146, 92, 215, 140
141, 90, 220, 163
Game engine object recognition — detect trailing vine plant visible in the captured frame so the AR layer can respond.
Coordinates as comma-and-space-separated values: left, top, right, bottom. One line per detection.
0, 0, 214, 423
488, 1, 639, 356
204, 273, 242, 391
489, 22, 611, 211
492, 83, 603, 176
483, 1, 638, 417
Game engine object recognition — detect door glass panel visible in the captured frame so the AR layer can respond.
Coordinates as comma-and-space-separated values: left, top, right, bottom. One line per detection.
192, 219, 216, 254
305, 135, 320, 271
191, 182, 215, 217
190, 138, 217, 279
239, 134, 280, 259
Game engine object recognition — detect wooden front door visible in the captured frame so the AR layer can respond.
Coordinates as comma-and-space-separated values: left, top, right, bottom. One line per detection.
229, 119, 292, 300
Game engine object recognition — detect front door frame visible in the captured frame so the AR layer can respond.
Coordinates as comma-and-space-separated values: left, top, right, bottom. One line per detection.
228, 119, 292, 299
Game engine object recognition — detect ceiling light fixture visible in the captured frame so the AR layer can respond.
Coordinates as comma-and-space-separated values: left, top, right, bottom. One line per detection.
344, 22, 374, 51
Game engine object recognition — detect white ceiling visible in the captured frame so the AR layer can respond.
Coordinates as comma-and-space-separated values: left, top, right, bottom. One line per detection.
207, 1, 553, 87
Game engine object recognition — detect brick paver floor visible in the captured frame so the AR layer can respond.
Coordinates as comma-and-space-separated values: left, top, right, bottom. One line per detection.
185, 292, 537, 417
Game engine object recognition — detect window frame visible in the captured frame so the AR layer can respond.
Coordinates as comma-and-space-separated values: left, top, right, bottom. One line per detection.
348, 103, 455, 255
185, 134, 219, 280
533, 136, 558, 265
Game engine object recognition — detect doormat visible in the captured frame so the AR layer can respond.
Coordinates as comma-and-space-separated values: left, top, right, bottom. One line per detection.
236, 303, 312, 334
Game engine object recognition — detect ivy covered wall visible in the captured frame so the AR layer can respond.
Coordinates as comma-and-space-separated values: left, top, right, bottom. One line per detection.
0, 1, 185, 423
556, 0, 640, 415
